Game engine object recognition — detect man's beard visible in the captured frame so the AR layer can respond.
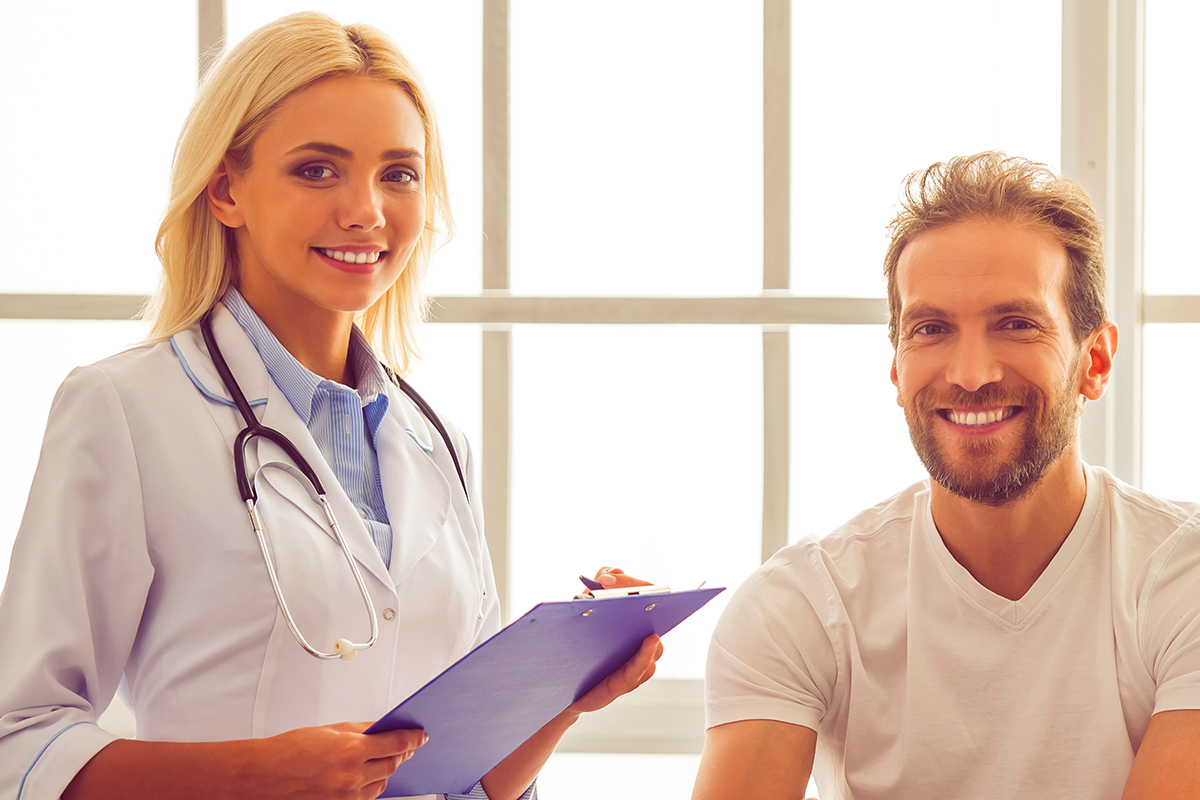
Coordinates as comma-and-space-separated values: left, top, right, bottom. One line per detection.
901, 360, 1082, 507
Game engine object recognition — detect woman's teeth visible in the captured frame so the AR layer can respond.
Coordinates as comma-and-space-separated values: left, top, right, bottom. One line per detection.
318, 248, 381, 264
948, 408, 1016, 426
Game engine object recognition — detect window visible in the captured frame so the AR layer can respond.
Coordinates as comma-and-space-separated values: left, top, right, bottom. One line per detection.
0, 2, 1164, 796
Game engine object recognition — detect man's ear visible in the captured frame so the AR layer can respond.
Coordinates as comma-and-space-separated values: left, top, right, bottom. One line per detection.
206, 159, 245, 229
891, 355, 903, 407
1080, 321, 1118, 401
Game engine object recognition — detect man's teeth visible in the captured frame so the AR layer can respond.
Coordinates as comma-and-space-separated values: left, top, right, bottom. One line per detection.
319, 248, 381, 264
948, 408, 1015, 426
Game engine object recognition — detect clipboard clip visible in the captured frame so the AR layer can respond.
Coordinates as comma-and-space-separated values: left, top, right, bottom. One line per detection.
574, 575, 710, 600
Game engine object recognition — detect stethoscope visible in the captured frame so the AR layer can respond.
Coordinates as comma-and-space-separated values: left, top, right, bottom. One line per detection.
201, 308, 378, 661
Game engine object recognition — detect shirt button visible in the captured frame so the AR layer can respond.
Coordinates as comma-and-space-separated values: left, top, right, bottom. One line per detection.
342, 419, 352, 434
382, 608, 396, 621
358, 507, 368, 519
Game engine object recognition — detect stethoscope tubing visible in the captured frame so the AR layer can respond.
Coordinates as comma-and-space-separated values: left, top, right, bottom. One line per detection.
200, 307, 379, 660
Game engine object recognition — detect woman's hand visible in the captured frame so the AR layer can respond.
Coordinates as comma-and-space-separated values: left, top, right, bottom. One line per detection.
567, 632, 663, 715
592, 565, 654, 590
246, 722, 428, 800
63, 722, 428, 800
478, 567, 664, 799
572, 565, 663, 713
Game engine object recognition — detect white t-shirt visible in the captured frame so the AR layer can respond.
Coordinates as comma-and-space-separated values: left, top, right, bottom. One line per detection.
706, 465, 1200, 800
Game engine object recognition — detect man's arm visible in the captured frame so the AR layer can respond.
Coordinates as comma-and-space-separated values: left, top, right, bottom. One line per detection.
1121, 710, 1200, 800
691, 720, 817, 800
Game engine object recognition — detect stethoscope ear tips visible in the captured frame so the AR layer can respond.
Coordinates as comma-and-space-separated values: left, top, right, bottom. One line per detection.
334, 638, 358, 660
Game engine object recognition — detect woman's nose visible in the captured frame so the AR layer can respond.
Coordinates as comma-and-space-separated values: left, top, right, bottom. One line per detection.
337, 182, 386, 230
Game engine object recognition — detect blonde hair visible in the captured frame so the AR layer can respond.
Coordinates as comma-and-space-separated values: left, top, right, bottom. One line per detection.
884, 152, 1105, 348
144, 11, 453, 374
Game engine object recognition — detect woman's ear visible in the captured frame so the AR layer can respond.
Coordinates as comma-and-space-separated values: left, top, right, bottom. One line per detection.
206, 159, 245, 228
1080, 321, 1118, 401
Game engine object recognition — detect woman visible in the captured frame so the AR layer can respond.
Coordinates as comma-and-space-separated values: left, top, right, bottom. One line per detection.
0, 12, 658, 800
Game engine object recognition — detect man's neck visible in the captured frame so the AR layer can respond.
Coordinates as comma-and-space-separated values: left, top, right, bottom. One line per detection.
928, 452, 1088, 601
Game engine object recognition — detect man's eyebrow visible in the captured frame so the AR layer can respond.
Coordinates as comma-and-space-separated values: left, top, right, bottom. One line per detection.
901, 300, 1054, 323
988, 299, 1051, 317
284, 142, 424, 161
900, 302, 949, 323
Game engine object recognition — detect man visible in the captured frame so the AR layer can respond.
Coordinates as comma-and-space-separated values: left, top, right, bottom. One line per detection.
693, 153, 1200, 799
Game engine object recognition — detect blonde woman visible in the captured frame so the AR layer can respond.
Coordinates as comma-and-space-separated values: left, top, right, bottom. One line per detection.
0, 13, 658, 800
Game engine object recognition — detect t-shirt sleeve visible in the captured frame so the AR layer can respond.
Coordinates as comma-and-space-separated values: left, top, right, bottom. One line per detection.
705, 543, 837, 733
1139, 514, 1200, 713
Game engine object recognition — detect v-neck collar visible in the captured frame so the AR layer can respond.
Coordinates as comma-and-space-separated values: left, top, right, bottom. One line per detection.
919, 464, 1103, 629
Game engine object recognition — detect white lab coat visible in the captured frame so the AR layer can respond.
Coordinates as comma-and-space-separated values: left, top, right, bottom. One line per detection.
0, 302, 500, 800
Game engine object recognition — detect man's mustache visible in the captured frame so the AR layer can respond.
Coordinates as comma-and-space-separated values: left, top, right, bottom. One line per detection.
915, 384, 1037, 410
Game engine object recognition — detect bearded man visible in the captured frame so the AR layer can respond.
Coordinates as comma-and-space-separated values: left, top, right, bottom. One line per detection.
693, 153, 1200, 800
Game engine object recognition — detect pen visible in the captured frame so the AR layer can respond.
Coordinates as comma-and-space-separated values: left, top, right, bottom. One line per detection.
578, 574, 604, 591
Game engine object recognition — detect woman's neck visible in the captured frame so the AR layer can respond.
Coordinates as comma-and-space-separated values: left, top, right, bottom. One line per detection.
233, 276, 356, 387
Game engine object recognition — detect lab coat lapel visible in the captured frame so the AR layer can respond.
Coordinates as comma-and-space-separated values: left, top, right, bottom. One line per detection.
175, 302, 394, 591
171, 302, 266, 408
377, 384, 451, 586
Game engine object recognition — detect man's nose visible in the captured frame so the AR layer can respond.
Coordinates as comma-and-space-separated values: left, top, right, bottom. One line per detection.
337, 181, 386, 230
945, 333, 1003, 392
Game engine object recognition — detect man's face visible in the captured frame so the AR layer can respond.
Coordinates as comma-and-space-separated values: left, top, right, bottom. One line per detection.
890, 217, 1087, 506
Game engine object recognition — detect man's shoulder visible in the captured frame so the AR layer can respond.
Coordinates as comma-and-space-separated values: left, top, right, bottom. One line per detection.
761, 480, 929, 588
1091, 464, 1200, 547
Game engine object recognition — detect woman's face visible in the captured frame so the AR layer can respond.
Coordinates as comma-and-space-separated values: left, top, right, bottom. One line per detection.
210, 74, 427, 320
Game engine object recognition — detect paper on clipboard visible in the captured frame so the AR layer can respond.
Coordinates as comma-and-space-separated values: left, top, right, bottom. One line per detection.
367, 585, 724, 797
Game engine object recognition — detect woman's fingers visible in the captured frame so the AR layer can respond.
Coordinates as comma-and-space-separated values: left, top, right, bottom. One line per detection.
363, 777, 390, 799
568, 634, 663, 714
594, 566, 654, 588
254, 722, 427, 799
361, 727, 428, 760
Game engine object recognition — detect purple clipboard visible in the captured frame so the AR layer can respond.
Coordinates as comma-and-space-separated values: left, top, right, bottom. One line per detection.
367, 586, 723, 796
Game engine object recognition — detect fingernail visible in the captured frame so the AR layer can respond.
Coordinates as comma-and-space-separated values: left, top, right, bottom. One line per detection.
598, 573, 617, 587
421, 732, 430, 746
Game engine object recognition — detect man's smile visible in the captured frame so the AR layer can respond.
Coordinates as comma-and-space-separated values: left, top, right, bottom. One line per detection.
937, 406, 1022, 428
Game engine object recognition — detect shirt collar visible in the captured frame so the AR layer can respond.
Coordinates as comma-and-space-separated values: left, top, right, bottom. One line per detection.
222, 286, 390, 425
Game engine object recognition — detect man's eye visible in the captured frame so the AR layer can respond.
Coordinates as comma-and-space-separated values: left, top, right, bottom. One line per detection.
1001, 319, 1037, 332
300, 165, 334, 180
914, 323, 946, 336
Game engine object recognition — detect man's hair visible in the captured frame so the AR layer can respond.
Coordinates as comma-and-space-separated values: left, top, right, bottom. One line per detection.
884, 152, 1106, 347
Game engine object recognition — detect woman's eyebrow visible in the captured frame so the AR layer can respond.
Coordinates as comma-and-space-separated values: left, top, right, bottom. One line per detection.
284, 142, 424, 161
286, 141, 352, 158
381, 147, 423, 160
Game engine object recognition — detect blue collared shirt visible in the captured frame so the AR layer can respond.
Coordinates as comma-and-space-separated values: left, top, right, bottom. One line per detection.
223, 287, 394, 567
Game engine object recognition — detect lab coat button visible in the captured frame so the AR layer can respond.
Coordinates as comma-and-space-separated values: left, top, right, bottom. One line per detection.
382, 608, 396, 621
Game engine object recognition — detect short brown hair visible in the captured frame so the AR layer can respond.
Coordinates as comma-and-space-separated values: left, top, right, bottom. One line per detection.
884, 152, 1106, 347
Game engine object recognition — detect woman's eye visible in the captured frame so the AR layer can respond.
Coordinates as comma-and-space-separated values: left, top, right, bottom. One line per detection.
300, 165, 334, 180
383, 168, 418, 184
